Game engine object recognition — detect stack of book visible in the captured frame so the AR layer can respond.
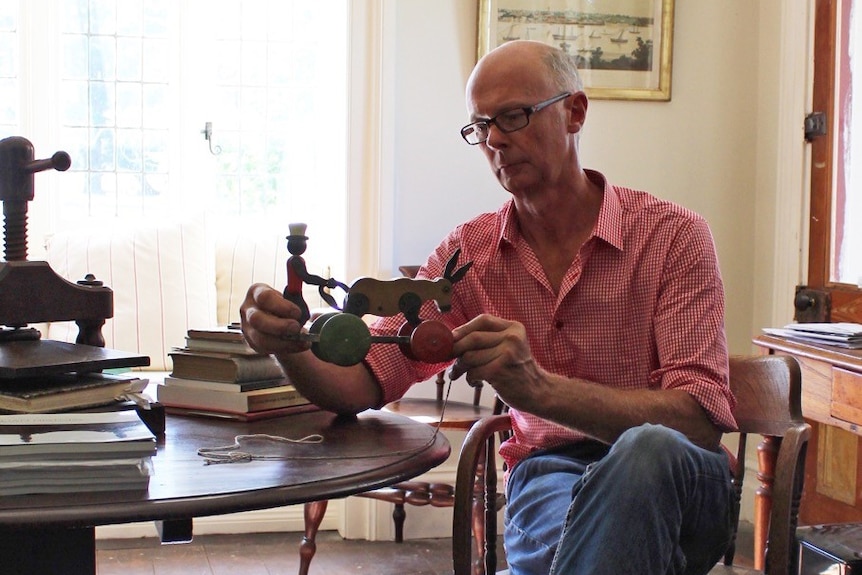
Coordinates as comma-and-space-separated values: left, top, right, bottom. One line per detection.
158, 326, 315, 421
0, 410, 157, 496
763, 322, 862, 349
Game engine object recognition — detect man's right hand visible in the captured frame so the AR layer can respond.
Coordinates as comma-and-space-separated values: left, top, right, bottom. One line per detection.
240, 283, 311, 356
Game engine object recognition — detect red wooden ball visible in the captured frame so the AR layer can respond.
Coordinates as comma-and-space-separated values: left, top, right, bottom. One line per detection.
409, 320, 454, 363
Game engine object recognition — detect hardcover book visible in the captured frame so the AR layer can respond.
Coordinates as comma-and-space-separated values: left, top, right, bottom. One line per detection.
168, 351, 285, 383
0, 456, 154, 496
164, 402, 320, 422
156, 382, 309, 413
181, 338, 259, 355
183, 324, 258, 355
163, 375, 285, 393
0, 373, 149, 414
0, 410, 157, 460
185, 325, 246, 343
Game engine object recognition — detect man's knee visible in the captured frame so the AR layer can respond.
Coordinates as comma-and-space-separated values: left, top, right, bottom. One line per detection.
602, 424, 695, 481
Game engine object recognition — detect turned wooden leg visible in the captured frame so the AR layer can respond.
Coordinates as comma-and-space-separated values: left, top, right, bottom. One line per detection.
472, 454, 487, 575
299, 500, 328, 575
483, 435, 499, 575
393, 503, 406, 543
755, 436, 779, 571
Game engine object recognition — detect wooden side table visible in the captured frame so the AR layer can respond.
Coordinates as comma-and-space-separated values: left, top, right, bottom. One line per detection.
754, 335, 862, 525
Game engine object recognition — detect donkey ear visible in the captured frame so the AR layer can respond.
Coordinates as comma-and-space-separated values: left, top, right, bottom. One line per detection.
442, 248, 462, 279
448, 261, 473, 284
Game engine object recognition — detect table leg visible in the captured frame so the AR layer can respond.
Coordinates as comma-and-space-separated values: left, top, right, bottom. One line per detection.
0, 526, 95, 575
300, 500, 328, 575
156, 518, 193, 543
755, 435, 779, 570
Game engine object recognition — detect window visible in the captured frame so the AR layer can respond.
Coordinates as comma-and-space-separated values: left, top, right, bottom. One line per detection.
0, 2, 17, 137
1, 0, 350, 279
808, 0, 862, 322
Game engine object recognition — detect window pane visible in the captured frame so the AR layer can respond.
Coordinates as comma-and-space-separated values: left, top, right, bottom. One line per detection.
89, 35, 116, 81
61, 80, 89, 125
90, 127, 115, 171
116, 0, 142, 36
836, 0, 862, 285
117, 128, 142, 172
62, 35, 89, 80
89, 81, 116, 126
0, 2, 16, 136
61, 1, 87, 33
116, 84, 142, 128
89, 0, 116, 36
142, 38, 168, 82
117, 37, 142, 82
0, 78, 17, 126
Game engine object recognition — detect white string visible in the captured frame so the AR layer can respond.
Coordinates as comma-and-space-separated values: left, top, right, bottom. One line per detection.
197, 433, 324, 465
195, 377, 454, 465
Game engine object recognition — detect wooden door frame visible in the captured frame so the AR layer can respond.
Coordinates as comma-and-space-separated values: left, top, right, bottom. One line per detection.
808, 0, 862, 322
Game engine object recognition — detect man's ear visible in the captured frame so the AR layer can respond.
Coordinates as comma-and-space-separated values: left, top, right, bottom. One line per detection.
567, 91, 588, 134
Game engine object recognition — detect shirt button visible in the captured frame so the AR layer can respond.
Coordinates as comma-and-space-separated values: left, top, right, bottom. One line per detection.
555, 321, 564, 330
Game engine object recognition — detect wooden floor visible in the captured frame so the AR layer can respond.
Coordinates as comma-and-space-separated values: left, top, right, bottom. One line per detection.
95, 531, 507, 575
95, 523, 751, 574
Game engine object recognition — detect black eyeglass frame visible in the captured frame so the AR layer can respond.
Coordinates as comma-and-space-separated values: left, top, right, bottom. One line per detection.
460, 92, 572, 145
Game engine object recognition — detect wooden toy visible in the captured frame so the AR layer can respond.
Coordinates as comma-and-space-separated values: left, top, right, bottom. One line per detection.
282, 228, 471, 366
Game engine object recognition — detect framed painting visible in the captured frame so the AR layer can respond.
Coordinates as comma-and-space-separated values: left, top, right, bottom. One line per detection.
477, 0, 675, 101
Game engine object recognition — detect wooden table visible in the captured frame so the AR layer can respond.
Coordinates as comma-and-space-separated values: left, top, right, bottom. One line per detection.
754, 334, 862, 524
0, 408, 451, 575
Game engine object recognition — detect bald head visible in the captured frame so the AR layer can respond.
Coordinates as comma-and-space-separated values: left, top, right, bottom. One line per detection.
466, 40, 583, 104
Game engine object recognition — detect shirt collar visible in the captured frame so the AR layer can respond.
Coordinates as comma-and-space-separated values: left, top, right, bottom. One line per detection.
494, 169, 625, 256
587, 169, 624, 251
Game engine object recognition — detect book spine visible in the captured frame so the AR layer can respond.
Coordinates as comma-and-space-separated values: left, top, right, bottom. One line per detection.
246, 389, 308, 410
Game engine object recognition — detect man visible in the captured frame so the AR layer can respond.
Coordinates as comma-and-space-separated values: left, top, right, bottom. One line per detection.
241, 40, 737, 574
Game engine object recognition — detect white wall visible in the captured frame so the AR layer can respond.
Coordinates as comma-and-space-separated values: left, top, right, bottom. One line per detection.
383, 0, 799, 356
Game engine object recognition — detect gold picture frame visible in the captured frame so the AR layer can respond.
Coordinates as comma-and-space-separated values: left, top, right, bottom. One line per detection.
478, 0, 674, 101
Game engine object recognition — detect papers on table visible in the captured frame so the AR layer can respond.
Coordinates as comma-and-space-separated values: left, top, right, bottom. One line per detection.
762, 322, 862, 349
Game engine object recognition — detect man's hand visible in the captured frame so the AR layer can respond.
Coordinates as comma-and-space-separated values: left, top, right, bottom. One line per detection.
450, 314, 546, 412
240, 283, 310, 356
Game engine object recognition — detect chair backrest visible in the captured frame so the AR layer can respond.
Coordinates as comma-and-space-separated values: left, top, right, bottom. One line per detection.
722, 354, 810, 575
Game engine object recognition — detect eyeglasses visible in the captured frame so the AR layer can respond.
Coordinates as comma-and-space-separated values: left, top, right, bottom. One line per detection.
460, 92, 572, 145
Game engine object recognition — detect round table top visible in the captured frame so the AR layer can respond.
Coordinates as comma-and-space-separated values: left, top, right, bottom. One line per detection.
0, 408, 451, 529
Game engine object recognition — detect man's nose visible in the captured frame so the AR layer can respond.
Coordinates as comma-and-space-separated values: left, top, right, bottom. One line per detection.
484, 122, 508, 148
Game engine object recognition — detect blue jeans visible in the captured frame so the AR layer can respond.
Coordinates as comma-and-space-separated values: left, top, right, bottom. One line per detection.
504, 424, 734, 575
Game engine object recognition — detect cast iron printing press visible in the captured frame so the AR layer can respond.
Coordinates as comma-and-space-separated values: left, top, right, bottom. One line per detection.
0, 136, 158, 428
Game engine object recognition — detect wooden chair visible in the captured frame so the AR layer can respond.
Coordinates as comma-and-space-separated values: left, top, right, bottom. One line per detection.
296, 265, 498, 575
452, 354, 811, 575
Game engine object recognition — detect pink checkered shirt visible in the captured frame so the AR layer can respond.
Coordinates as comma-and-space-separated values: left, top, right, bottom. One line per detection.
365, 170, 736, 471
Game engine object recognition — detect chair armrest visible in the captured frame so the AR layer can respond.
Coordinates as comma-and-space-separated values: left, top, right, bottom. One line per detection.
765, 422, 811, 575
453, 414, 512, 575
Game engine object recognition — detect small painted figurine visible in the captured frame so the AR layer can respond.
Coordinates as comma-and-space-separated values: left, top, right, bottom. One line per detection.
283, 223, 340, 325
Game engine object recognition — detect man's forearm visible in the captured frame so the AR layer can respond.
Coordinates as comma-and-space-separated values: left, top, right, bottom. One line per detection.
528, 371, 722, 450
274, 350, 382, 415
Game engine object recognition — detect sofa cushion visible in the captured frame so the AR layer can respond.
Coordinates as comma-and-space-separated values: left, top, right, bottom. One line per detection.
213, 224, 290, 326
44, 218, 217, 371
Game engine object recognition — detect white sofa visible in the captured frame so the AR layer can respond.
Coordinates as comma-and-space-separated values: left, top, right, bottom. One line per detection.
42, 217, 304, 372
